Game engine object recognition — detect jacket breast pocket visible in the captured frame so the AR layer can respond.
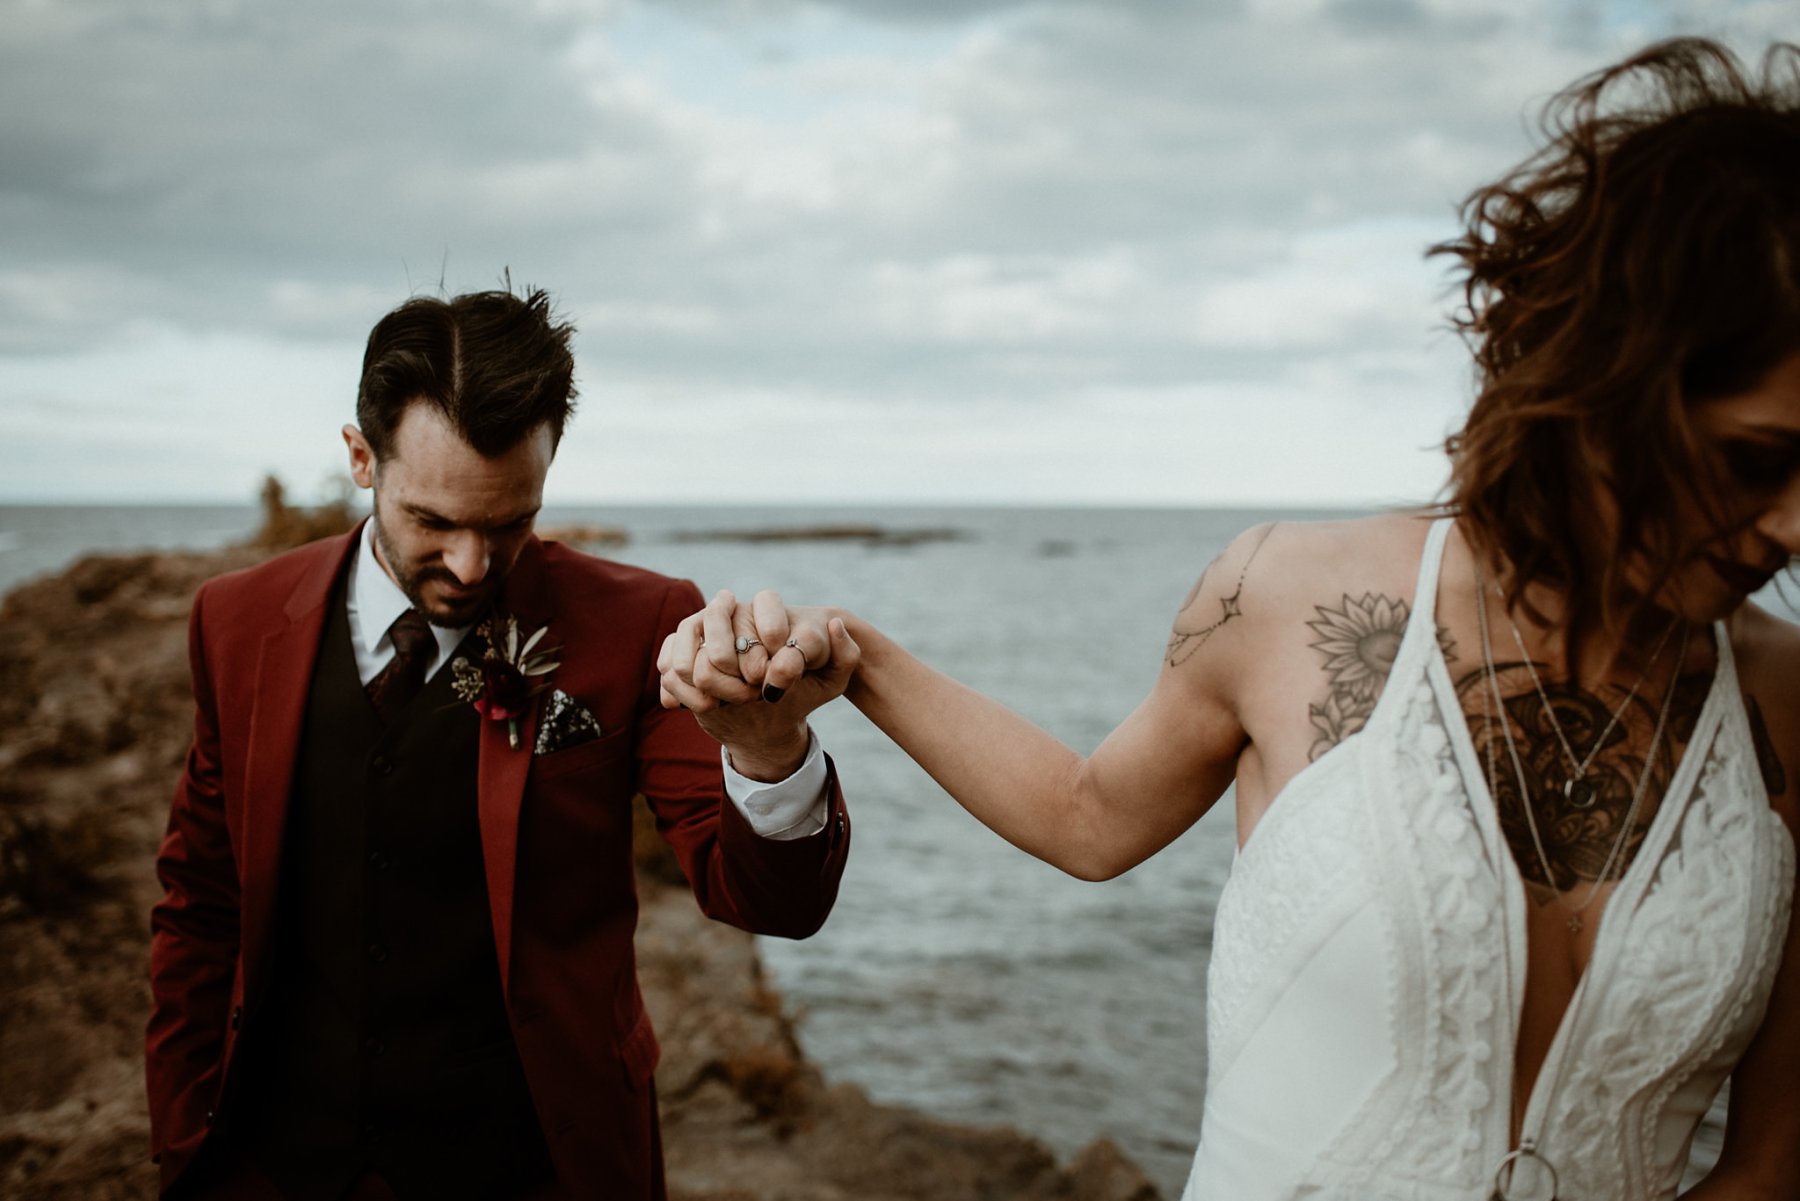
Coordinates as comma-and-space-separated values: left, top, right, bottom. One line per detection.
530, 726, 632, 785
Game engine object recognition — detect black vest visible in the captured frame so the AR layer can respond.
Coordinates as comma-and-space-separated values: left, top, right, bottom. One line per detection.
242, 587, 553, 1200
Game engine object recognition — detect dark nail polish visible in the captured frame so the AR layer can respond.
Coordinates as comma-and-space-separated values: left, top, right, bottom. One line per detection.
763, 685, 785, 703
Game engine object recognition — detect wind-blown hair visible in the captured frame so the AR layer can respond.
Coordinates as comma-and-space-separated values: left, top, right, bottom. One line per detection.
1436, 38, 1800, 653
356, 285, 577, 461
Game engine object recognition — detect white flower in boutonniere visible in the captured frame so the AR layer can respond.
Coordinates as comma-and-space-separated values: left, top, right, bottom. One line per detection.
451, 615, 561, 750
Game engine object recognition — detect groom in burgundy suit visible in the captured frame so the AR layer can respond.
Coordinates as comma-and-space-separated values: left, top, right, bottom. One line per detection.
146, 287, 851, 1200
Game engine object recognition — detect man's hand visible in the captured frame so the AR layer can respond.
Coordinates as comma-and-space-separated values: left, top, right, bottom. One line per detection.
657, 589, 860, 781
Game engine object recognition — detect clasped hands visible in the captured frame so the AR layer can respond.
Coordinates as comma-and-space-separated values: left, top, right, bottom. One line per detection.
657, 590, 858, 782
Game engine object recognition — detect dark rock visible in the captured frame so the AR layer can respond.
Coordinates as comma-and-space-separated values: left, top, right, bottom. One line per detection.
668, 524, 964, 548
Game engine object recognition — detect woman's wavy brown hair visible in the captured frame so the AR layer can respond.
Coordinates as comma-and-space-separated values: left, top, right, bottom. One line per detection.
1436, 37, 1800, 660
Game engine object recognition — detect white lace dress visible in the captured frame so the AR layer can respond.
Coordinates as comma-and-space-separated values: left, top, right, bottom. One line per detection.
1185, 519, 1794, 1201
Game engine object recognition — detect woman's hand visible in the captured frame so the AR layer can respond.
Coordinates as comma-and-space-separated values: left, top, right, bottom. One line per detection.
656, 589, 860, 780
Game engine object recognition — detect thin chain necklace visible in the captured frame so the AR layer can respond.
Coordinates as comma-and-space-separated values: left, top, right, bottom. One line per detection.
1473, 569, 1686, 1201
1474, 569, 1686, 935
1503, 602, 1679, 813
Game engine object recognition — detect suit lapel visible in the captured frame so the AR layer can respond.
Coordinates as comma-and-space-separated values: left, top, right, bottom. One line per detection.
239, 526, 361, 991
478, 537, 554, 992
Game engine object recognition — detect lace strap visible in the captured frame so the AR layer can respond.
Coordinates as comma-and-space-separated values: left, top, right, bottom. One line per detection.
1389, 517, 1454, 677
1711, 619, 1737, 694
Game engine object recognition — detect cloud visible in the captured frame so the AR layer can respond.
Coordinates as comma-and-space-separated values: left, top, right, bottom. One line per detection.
0, 0, 1785, 501
1, 0, 695, 344
0, 324, 349, 500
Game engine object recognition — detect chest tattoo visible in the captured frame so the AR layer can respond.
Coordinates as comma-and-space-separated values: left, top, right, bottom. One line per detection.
1456, 665, 1711, 894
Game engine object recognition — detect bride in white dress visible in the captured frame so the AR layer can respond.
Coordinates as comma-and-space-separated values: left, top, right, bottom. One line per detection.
662, 38, 1800, 1200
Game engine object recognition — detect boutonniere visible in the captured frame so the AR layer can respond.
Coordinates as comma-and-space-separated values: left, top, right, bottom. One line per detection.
451, 615, 561, 750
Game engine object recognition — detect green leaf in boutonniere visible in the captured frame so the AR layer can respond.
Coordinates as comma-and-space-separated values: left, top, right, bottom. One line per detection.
449, 614, 561, 749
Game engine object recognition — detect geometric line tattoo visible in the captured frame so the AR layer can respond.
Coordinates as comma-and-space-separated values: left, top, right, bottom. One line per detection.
1166, 523, 1277, 667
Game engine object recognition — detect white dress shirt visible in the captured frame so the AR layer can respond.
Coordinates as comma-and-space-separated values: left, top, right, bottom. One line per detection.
345, 523, 828, 839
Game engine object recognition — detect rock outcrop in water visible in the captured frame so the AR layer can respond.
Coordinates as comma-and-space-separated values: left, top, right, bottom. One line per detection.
0, 533, 1160, 1201
668, 523, 963, 548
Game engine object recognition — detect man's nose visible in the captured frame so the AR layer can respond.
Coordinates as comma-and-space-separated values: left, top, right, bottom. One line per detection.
443, 533, 491, 585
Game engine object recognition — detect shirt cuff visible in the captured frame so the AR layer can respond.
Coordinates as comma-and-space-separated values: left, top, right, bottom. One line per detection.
722, 729, 830, 840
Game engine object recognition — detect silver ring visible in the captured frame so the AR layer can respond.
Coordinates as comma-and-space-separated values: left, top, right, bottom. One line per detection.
785, 637, 808, 666
1490, 1142, 1559, 1200
734, 635, 758, 655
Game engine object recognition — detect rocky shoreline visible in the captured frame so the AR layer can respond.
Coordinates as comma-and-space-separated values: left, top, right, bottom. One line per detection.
0, 540, 1160, 1201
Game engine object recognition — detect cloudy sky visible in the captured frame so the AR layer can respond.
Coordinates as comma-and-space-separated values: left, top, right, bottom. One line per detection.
1, 0, 1790, 506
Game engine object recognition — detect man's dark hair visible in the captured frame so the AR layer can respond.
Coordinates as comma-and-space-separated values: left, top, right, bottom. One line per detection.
356, 286, 577, 461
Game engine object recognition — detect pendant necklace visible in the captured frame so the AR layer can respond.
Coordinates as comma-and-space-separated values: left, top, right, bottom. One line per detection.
1478, 576, 1686, 935
1502, 602, 1679, 814
1474, 569, 1684, 1201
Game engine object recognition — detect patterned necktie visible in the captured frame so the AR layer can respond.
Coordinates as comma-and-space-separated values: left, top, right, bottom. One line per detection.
366, 608, 435, 723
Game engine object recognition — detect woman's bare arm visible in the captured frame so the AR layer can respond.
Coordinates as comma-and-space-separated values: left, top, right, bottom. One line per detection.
661, 524, 1277, 880
838, 610, 1245, 879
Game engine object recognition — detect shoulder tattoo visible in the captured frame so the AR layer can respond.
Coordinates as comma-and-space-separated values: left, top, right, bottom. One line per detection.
1304, 592, 1456, 760
1165, 524, 1276, 668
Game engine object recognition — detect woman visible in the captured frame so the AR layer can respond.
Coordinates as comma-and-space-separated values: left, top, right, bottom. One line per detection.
661, 39, 1800, 1200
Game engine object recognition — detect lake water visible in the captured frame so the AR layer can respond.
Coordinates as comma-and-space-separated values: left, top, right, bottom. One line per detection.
0, 502, 1744, 1196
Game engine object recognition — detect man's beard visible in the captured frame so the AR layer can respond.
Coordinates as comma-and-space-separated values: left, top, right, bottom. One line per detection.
370, 506, 498, 626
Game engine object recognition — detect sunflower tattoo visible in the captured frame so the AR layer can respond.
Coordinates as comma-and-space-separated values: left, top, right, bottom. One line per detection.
1304, 592, 1454, 759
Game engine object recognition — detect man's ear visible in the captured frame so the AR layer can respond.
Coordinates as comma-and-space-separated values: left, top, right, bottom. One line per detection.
342, 425, 377, 490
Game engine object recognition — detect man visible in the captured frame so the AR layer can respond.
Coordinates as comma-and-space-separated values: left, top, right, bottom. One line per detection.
146, 287, 850, 1200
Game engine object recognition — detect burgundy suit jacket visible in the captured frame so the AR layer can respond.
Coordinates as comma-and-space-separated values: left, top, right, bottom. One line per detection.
145, 527, 849, 1198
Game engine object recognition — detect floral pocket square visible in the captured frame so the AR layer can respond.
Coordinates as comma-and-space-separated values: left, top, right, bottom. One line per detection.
534, 689, 604, 755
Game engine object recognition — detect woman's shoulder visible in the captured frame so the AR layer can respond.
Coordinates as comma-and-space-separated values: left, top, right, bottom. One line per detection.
1729, 597, 1800, 649
1215, 510, 1443, 605
1176, 512, 1450, 798
1728, 600, 1800, 698
1726, 599, 1800, 823
1173, 511, 1444, 685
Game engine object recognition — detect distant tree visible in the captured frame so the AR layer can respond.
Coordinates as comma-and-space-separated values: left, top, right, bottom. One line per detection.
249, 474, 361, 549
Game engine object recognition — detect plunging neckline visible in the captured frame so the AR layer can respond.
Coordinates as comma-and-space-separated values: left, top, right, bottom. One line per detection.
1406, 518, 1731, 1146
1189, 515, 1791, 1200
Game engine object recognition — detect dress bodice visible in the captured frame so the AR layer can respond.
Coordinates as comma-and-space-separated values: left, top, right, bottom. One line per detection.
1186, 518, 1794, 1201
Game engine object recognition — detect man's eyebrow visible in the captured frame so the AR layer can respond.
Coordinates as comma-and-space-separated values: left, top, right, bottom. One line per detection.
401, 502, 541, 528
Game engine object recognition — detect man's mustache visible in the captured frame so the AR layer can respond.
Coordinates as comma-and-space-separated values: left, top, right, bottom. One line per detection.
417, 567, 497, 591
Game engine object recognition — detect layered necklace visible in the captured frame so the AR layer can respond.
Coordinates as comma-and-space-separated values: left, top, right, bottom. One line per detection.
1472, 570, 1686, 935
1473, 568, 1689, 1201
1506, 615, 1680, 816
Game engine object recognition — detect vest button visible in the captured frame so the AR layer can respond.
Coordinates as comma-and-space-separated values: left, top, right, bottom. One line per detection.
230, 1006, 242, 1030
365, 942, 388, 964
363, 1036, 385, 1057
368, 850, 390, 871
372, 754, 393, 776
